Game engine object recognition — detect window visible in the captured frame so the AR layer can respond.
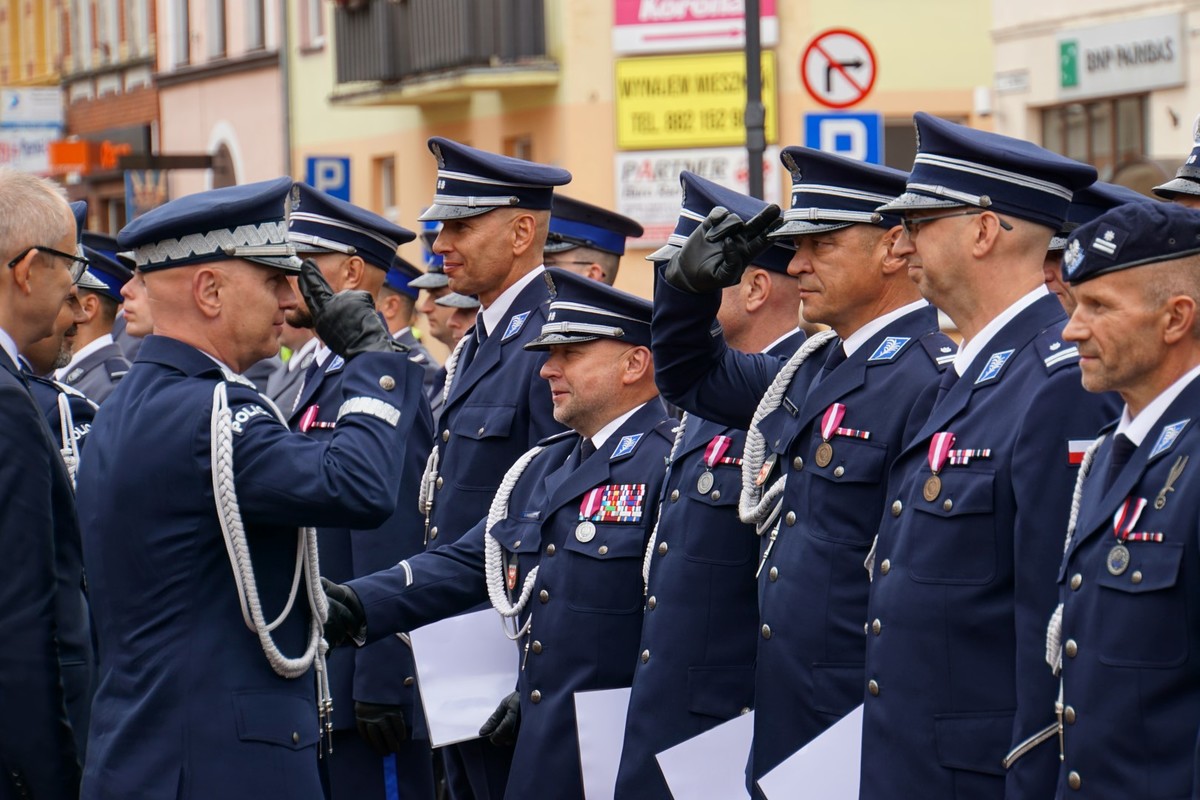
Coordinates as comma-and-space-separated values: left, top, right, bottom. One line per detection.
96, 0, 119, 64
125, 0, 151, 58
1041, 96, 1147, 182
300, 0, 325, 50
504, 135, 533, 162
171, 0, 190, 67
246, 0, 265, 51
375, 156, 397, 220
72, 0, 94, 71
207, 0, 226, 59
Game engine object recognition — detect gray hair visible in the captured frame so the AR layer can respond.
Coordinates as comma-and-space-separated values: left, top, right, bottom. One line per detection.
0, 169, 72, 258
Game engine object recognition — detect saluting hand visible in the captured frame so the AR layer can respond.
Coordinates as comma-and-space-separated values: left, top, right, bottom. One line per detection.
298, 259, 400, 359
662, 204, 782, 294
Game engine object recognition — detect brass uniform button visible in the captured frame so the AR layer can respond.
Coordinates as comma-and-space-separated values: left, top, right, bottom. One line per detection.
545, 544, 556, 556
1065, 639, 1078, 658
942, 499, 953, 512
598, 545, 609, 555
292, 731, 300, 744
768, 566, 778, 581
670, 489, 680, 502
531, 640, 543, 654
641, 649, 650, 663
379, 375, 396, 390
868, 679, 880, 696
833, 466, 845, 477
785, 511, 796, 526
792, 456, 803, 470
1067, 771, 1081, 790
403, 676, 415, 686
429, 526, 438, 540
647, 596, 657, 610
477, 426, 486, 436
513, 540, 522, 549
1070, 573, 1082, 590
1131, 570, 1143, 584
441, 430, 449, 442
871, 619, 882, 635
658, 542, 669, 555
1063, 706, 1076, 724
435, 476, 443, 490
740, 706, 751, 715
880, 559, 891, 575
539, 590, 549, 604
891, 500, 902, 516
710, 490, 721, 501
531, 690, 542, 704
761, 624, 772, 640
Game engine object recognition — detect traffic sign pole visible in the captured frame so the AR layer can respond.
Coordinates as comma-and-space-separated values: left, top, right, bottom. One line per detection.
744, 0, 764, 199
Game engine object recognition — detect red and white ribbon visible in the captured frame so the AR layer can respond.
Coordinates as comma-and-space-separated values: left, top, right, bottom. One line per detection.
928, 431, 956, 474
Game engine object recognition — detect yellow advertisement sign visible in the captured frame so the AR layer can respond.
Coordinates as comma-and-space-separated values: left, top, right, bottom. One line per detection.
616, 52, 777, 150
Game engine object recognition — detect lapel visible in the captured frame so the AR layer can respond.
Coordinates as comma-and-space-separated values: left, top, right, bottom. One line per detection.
288, 351, 342, 422
1070, 378, 1200, 553
797, 305, 941, 437
445, 278, 548, 410
910, 295, 1065, 448
543, 402, 663, 516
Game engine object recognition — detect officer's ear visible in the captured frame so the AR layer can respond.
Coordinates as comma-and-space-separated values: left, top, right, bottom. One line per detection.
742, 267, 771, 312
193, 266, 223, 319
510, 211, 541, 257
620, 345, 652, 386
340, 255, 368, 291
880, 226, 907, 276
77, 290, 101, 325
1161, 292, 1197, 346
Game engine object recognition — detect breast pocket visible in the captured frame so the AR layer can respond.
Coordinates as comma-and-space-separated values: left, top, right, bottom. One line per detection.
804, 436, 889, 546
449, 404, 517, 490
679, 464, 755, 566
562, 524, 646, 614
1095, 542, 1186, 668
909, 469, 996, 584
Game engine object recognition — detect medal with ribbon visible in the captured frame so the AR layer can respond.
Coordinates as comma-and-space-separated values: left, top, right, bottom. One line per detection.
815, 403, 845, 467
577, 487, 603, 543
698, 435, 736, 494
1107, 496, 1159, 575
924, 432, 955, 501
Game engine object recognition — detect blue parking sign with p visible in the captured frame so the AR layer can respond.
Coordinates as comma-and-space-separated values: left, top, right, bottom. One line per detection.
804, 113, 883, 164
305, 156, 351, 201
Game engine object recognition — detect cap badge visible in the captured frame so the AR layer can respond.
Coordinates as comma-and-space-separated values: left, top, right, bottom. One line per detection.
1063, 239, 1084, 277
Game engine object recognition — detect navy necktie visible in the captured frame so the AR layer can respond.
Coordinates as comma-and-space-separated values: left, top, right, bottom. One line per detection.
934, 364, 960, 405
1103, 433, 1137, 493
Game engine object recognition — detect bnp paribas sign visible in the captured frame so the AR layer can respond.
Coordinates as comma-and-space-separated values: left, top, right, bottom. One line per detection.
1058, 14, 1182, 100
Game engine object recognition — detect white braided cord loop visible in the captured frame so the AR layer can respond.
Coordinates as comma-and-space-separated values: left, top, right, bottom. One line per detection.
642, 414, 689, 590
418, 333, 470, 520
209, 382, 330, 725
739, 330, 838, 526
1045, 435, 1103, 675
57, 392, 79, 490
483, 445, 545, 640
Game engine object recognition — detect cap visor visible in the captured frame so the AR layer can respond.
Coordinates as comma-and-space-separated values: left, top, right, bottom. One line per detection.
1047, 235, 1068, 253
542, 239, 578, 254
418, 203, 496, 222
434, 293, 481, 309
875, 192, 968, 215
523, 332, 602, 351
1152, 177, 1200, 199
409, 273, 450, 289
244, 255, 303, 273
769, 220, 854, 238
646, 243, 680, 262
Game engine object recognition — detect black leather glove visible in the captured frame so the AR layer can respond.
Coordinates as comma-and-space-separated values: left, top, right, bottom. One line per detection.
662, 204, 782, 293
355, 701, 408, 755
478, 691, 521, 747
322, 577, 366, 648
299, 259, 400, 359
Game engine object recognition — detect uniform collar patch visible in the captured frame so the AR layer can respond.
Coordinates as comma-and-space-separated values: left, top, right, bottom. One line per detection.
66, 367, 84, 383
1151, 419, 1189, 459
611, 433, 642, 458
326, 355, 345, 373
503, 311, 531, 341
868, 336, 910, 362
975, 349, 1014, 384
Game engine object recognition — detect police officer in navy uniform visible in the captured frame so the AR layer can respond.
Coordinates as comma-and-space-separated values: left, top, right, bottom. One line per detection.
76, 178, 429, 800
543, 195, 643, 285
616, 174, 804, 800
416, 137, 572, 799
55, 226, 133, 403
322, 275, 675, 800
378, 254, 440, 393
652, 151, 957, 796
282, 182, 438, 800
0, 169, 92, 800
1049, 201, 1200, 798
1152, 114, 1200, 209
859, 114, 1110, 800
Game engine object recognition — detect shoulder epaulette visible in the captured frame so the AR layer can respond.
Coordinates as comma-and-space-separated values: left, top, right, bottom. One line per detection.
653, 416, 679, 440
51, 379, 92, 400
919, 333, 958, 370
1035, 329, 1080, 373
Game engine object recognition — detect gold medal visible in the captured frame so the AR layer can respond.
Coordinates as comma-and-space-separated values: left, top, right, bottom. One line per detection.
575, 521, 596, 543
923, 474, 942, 502
815, 441, 833, 467
697, 470, 715, 494
1107, 543, 1131, 576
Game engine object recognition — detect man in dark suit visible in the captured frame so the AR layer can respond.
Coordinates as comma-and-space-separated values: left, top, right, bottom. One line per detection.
0, 168, 91, 799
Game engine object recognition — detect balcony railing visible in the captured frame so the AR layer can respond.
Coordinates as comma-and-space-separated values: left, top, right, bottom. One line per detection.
335, 0, 549, 86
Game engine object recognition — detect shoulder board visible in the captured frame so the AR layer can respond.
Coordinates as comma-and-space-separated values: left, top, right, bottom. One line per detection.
1034, 329, 1080, 373
407, 350, 427, 365
919, 333, 959, 370
653, 416, 679, 440
106, 357, 130, 380
536, 429, 578, 447
50, 379, 90, 399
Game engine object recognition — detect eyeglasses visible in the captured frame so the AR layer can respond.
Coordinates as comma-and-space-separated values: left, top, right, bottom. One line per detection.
900, 210, 1013, 240
7, 245, 90, 283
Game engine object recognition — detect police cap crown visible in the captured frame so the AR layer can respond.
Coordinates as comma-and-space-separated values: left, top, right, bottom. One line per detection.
771, 146, 908, 238
70, 201, 87, 245
526, 268, 651, 350
288, 182, 415, 271
1062, 201, 1200, 283
545, 195, 644, 256
118, 177, 299, 273
1049, 182, 1156, 252
647, 171, 795, 274
1153, 114, 1200, 200
419, 138, 571, 221
77, 245, 132, 302
877, 112, 1097, 230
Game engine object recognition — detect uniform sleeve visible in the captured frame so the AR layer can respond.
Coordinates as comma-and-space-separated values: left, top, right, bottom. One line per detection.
348, 517, 491, 640
229, 352, 425, 530
0, 384, 81, 799
1006, 369, 1111, 797
651, 263, 784, 429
